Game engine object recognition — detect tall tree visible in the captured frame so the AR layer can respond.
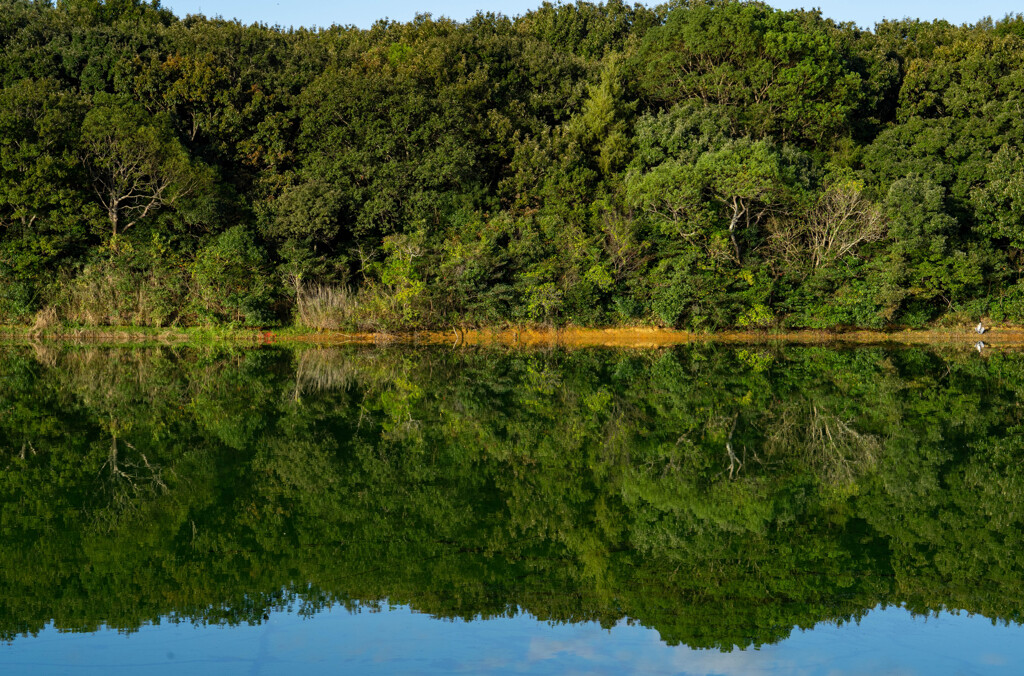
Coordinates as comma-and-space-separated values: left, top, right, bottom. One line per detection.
80, 96, 210, 239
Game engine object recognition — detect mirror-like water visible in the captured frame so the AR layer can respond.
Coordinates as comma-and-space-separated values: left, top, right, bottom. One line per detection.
3, 604, 1022, 675
1, 344, 1022, 673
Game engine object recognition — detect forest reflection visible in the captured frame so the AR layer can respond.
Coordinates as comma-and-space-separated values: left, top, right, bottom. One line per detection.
1, 344, 1022, 649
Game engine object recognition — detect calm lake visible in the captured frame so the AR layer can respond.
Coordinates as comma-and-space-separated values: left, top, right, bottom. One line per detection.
2, 344, 1023, 674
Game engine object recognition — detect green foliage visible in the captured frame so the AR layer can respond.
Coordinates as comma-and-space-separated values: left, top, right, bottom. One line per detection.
877, 176, 987, 323
0, 77, 92, 319
56, 235, 191, 326
434, 215, 518, 324
372, 230, 428, 326
80, 95, 214, 239
634, 1, 862, 146
191, 225, 277, 325
0, 1, 1021, 330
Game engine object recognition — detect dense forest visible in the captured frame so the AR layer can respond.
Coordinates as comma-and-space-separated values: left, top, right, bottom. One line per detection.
2, 345, 1024, 646
1, 0, 1024, 330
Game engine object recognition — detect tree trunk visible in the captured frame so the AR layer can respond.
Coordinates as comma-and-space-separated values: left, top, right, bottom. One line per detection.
728, 198, 744, 262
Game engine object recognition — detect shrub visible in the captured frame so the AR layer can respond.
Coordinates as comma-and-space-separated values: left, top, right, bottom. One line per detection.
0, 278, 36, 324
191, 226, 278, 326
58, 238, 189, 326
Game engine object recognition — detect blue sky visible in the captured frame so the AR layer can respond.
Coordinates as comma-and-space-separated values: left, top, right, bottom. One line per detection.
162, 0, 1022, 31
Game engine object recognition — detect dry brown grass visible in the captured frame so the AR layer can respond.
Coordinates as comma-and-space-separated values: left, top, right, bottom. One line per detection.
31, 307, 59, 331
295, 283, 362, 331
60, 270, 181, 327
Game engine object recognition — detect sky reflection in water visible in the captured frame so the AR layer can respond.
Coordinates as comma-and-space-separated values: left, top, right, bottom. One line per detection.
2, 603, 1020, 675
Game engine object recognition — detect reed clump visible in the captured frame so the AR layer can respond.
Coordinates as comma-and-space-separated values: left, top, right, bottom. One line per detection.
31, 307, 59, 331
294, 283, 362, 331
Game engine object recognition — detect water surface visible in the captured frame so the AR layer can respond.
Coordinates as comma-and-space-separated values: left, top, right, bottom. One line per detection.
1, 344, 1022, 673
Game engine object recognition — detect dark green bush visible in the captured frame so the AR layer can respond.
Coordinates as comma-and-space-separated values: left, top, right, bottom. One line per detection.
191, 226, 278, 326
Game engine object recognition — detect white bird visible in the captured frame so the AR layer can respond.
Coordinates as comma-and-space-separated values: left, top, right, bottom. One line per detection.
975, 322, 986, 335
976, 341, 985, 353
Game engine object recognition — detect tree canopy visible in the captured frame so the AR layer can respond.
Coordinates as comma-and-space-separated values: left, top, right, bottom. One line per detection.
1, 0, 1023, 329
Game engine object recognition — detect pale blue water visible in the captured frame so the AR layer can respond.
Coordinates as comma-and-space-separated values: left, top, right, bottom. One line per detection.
2, 604, 1020, 675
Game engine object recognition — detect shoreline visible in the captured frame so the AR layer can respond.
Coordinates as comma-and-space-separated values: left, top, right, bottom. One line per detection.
2, 324, 1022, 349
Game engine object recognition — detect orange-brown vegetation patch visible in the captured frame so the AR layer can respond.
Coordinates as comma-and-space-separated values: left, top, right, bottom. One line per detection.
287, 326, 1024, 350
6, 324, 1024, 350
